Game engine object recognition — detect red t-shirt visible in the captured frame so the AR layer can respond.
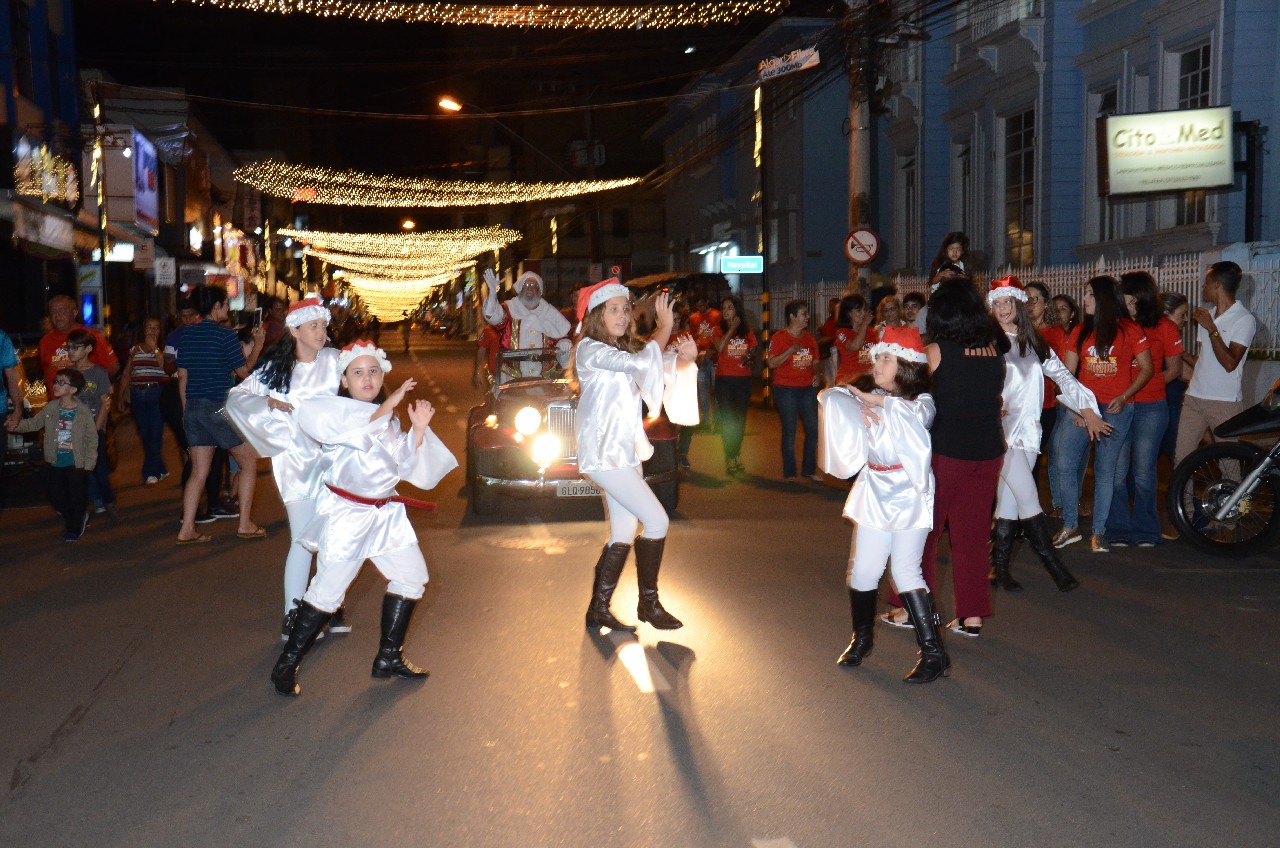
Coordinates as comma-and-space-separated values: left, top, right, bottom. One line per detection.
687, 309, 722, 354
1039, 325, 1069, 409
769, 329, 818, 387
712, 328, 757, 378
1067, 320, 1150, 405
834, 325, 878, 385
1132, 316, 1183, 403
39, 326, 118, 389
476, 324, 502, 375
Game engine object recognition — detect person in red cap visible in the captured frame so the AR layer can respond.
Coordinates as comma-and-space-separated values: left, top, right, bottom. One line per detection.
574, 282, 698, 632
226, 295, 346, 640
987, 276, 1105, 593
820, 326, 950, 683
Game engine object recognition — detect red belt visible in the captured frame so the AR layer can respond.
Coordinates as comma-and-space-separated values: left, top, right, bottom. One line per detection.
326, 484, 435, 511
867, 462, 904, 472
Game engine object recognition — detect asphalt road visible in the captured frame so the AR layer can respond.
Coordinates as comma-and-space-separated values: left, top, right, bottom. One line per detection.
3, 337, 1278, 848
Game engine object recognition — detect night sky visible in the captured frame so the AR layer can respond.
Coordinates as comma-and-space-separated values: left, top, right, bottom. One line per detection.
72, 1, 821, 175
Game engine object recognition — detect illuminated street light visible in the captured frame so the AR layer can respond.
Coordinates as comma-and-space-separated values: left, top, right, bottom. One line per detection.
438, 97, 463, 112
402, 219, 416, 230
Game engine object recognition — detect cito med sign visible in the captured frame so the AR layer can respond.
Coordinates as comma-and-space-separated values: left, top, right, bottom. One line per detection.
1099, 106, 1234, 196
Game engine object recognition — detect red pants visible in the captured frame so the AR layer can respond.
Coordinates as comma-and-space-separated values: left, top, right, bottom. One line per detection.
887, 453, 1002, 619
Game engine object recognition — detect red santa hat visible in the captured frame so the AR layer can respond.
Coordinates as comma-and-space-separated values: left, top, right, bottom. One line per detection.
575, 277, 630, 322
987, 274, 1028, 306
869, 325, 928, 363
285, 295, 331, 328
337, 339, 392, 374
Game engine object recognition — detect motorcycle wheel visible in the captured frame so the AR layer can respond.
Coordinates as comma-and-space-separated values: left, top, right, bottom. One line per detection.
1167, 441, 1280, 557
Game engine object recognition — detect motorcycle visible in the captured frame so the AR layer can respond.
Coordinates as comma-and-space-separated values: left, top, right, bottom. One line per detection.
1167, 380, 1280, 556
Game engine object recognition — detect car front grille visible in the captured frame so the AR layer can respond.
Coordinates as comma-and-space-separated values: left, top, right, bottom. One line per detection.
547, 404, 576, 459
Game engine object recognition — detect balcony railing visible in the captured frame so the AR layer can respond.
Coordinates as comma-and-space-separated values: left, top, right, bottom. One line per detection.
967, 0, 1042, 40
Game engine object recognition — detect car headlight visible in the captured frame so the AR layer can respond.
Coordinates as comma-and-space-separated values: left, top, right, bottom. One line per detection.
531, 433, 561, 468
514, 406, 542, 435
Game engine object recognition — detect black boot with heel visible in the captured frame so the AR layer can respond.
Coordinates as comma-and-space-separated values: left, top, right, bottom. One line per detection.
371, 594, 429, 680
989, 518, 1024, 591
837, 589, 878, 666
634, 536, 683, 630
1024, 514, 1080, 592
272, 602, 332, 696
900, 589, 951, 684
585, 543, 637, 632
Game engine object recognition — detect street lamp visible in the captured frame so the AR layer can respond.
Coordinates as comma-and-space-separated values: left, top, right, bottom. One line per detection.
402, 218, 416, 230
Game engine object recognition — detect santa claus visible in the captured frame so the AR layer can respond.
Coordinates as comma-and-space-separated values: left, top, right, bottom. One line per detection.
482, 269, 572, 378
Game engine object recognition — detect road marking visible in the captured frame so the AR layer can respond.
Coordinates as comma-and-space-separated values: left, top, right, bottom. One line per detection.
606, 631, 672, 693
752, 840, 799, 848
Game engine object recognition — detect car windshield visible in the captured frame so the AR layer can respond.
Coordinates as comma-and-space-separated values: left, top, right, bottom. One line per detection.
496, 347, 569, 388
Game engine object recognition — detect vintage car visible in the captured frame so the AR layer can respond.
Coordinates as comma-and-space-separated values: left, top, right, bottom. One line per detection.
465, 347, 681, 516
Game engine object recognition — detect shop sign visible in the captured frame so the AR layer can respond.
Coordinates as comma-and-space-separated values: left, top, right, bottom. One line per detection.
758, 47, 820, 82
13, 205, 73, 253
133, 130, 160, 233
134, 238, 156, 270
1099, 106, 1234, 196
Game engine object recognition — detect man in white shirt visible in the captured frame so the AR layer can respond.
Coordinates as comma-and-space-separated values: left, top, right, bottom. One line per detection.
482, 269, 571, 378
1174, 261, 1257, 463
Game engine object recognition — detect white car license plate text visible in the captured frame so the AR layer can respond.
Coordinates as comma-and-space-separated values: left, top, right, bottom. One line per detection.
557, 480, 601, 497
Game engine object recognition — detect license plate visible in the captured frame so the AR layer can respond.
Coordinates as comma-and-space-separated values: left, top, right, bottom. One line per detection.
556, 479, 601, 497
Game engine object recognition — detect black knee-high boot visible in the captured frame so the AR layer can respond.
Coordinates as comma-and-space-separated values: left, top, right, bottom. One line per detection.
634, 536, 683, 630
900, 589, 951, 684
989, 519, 1024, 591
1024, 514, 1080, 591
585, 543, 637, 632
271, 602, 332, 696
837, 589, 878, 666
371, 594, 429, 680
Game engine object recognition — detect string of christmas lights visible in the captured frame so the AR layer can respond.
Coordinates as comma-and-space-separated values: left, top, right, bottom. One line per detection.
305, 248, 477, 278
165, 0, 784, 29
279, 225, 520, 257
236, 160, 642, 207
343, 272, 464, 321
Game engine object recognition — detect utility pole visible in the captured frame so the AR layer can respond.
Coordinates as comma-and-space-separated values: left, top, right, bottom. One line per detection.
845, 0, 875, 296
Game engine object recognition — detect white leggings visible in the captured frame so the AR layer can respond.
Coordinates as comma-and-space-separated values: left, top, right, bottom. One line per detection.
995, 447, 1046, 521
283, 498, 318, 615
847, 524, 929, 593
587, 465, 669, 544
303, 544, 429, 614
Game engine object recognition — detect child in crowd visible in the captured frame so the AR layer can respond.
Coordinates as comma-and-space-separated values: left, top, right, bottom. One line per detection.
65, 329, 116, 518
272, 341, 457, 697
819, 326, 949, 683
7, 368, 97, 541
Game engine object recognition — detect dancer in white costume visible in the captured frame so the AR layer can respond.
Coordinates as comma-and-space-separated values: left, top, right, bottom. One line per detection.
819, 325, 950, 683
482, 269, 572, 377
271, 341, 457, 697
986, 276, 1107, 592
225, 296, 344, 639
574, 281, 698, 632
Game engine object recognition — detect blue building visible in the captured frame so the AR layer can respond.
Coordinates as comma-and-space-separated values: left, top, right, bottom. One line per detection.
0, 0, 83, 334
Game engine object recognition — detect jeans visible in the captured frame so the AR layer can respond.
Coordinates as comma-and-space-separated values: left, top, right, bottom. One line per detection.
86, 430, 115, 508
714, 375, 752, 461
1048, 405, 1085, 511
1160, 379, 1186, 464
1107, 400, 1169, 544
130, 385, 168, 480
773, 384, 818, 478
46, 465, 89, 533
1057, 403, 1134, 534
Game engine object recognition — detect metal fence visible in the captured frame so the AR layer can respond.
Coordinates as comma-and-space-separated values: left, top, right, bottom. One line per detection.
745, 250, 1279, 357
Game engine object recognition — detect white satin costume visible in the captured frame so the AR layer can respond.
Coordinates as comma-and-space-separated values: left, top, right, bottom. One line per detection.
818, 387, 936, 594
225, 347, 341, 614
483, 289, 572, 377
293, 395, 458, 613
996, 333, 1100, 520
574, 338, 698, 543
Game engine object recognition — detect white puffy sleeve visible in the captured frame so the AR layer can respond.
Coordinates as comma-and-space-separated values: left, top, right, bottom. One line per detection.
580, 339, 667, 412
225, 369, 292, 458
662, 349, 700, 427
1042, 352, 1100, 416
882, 394, 935, 493
396, 426, 459, 492
817, 387, 868, 479
296, 396, 386, 452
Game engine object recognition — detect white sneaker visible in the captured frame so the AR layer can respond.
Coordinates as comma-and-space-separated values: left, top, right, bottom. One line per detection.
145, 476, 160, 485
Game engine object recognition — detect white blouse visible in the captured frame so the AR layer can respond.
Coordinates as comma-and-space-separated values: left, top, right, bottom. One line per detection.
574, 338, 698, 474
294, 396, 458, 564
1001, 333, 1100, 453
225, 347, 342, 504
818, 387, 936, 531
